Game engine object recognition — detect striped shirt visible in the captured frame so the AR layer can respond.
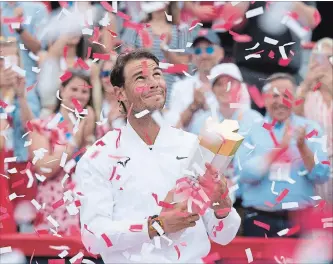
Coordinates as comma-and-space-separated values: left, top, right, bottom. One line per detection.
121, 24, 198, 108
304, 91, 333, 203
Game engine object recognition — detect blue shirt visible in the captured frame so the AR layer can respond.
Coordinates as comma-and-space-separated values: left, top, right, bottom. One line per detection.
236, 114, 330, 211
1, 2, 48, 162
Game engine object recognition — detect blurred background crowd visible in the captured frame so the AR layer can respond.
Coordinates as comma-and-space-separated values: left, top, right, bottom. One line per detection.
0, 1, 332, 261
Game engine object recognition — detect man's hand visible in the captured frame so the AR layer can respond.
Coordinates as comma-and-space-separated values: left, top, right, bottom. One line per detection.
280, 119, 292, 149
295, 126, 307, 150
303, 63, 326, 90
13, 75, 26, 98
199, 163, 232, 218
191, 87, 208, 112
159, 201, 200, 235
14, 7, 24, 18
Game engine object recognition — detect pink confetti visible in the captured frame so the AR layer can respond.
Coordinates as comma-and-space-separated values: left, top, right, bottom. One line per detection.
3, 17, 24, 24
174, 245, 181, 260
322, 160, 331, 165
140, 30, 153, 48
109, 166, 117, 181
229, 31, 252, 43
35, 229, 49, 236
0, 100, 8, 109
60, 71, 72, 82
263, 122, 272, 130
284, 89, 294, 100
89, 27, 100, 42
114, 128, 122, 148
123, 20, 144, 31
202, 252, 221, 264
286, 225, 300, 236
100, 1, 113, 12
74, 200, 81, 207
72, 147, 87, 160
248, 85, 265, 108
52, 199, 65, 209
77, 58, 90, 71
117, 11, 131, 21
129, 224, 143, 232
152, 193, 174, 209
160, 33, 166, 40
11, 179, 25, 188
27, 82, 37, 92
215, 220, 224, 232
268, 50, 275, 59
96, 140, 105, 146
84, 224, 95, 235
48, 259, 65, 264
107, 29, 118, 37
101, 233, 113, 247
71, 98, 83, 113
282, 98, 292, 108
295, 98, 304, 106
253, 220, 270, 231
163, 64, 188, 74
306, 129, 318, 139
276, 189, 289, 203
93, 53, 110, 60
180, 242, 187, 247
142, 61, 148, 76
313, 10, 321, 27
264, 201, 275, 208
313, 82, 322, 91
278, 58, 292, 67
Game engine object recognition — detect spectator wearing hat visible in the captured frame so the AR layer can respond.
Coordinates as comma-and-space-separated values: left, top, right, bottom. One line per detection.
237, 73, 330, 237
168, 30, 250, 132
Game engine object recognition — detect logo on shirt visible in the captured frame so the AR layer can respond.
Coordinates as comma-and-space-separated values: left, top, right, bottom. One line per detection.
176, 156, 188, 160
117, 157, 131, 168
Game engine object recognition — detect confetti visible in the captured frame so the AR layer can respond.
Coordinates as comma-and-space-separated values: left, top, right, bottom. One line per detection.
52, 199, 65, 210
141, 60, 148, 76
60, 152, 68, 168
123, 20, 144, 31
117, 11, 131, 21
245, 248, 253, 263
282, 202, 298, 209
264, 37, 279, 45
229, 31, 252, 43
313, 82, 321, 91
174, 245, 180, 259
12, 65, 26, 76
101, 233, 113, 247
277, 228, 289, 236
245, 53, 261, 60
129, 224, 143, 232
281, 16, 309, 39
19, 43, 27, 50
60, 71, 72, 82
279, 46, 288, 60
92, 53, 110, 60
305, 129, 318, 139
28, 52, 39, 61
268, 50, 275, 59
164, 11, 172, 22
9, 192, 25, 201
100, 1, 113, 12
271, 181, 278, 195
245, 42, 260, 50
36, 173, 47, 182
31, 199, 42, 210
47, 215, 60, 228
0, 246, 12, 254
58, 250, 69, 258
286, 225, 300, 236
245, 7, 264, 18
254, 220, 270, 231
163, 64, 189, 74
11, 179, 25, 188
4, 156, 17, 163
135, 109, 150, 118
314, 151, 319, 164
202, 252, 220, 264
77, 58, 90, 71
278, 58, 291, 67
69, 252, 84, 264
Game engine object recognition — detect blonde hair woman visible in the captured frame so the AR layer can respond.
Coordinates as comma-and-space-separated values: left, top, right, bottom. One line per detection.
295, 37, 333, 205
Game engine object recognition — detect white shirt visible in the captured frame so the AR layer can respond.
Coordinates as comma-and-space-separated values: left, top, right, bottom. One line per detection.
76, 122, 241, 263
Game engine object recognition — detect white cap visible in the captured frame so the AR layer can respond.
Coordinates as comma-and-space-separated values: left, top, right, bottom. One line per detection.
209, 63, 243, 85
141, 1, 169, 14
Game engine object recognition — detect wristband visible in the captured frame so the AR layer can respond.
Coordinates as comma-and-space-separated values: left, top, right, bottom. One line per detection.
15, 27, 24, 35
149, 215, 165, 236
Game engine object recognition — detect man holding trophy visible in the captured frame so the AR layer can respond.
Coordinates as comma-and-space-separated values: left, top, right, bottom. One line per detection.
76, 50, 241, 263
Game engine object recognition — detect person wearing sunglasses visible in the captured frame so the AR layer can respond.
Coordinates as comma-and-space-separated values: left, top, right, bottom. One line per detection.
167, 29, 224, 130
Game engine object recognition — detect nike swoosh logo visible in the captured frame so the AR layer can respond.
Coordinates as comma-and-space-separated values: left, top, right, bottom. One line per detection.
176, 156, 188, 160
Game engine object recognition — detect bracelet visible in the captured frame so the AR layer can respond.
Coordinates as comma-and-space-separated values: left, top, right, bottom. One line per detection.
149, 215, 165, 236
15, 28, 24, 34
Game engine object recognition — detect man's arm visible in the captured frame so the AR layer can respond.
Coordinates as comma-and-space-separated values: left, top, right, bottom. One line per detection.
202, 207, 241, 245
16, 30, 42, 55
293, 2, 319, 29
76, 157, 152, 255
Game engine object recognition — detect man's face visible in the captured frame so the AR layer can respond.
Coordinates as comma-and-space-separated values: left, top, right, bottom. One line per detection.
192, 40, 222, 73
264, 79, 294, 122
213, 75, 242, 105
119, 58, 166, 114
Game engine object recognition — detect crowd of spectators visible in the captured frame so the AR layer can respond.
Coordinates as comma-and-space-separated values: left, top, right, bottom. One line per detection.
0, 1, 332, 246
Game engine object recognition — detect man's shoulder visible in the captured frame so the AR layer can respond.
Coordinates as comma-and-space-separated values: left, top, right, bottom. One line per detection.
21, 2, 47, 13
293, 115, 322, 131
243, 109, 264, 121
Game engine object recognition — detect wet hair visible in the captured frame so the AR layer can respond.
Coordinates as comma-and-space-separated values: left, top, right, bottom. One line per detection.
263, 73, 297, 93
110, 49, 160, 113
54, 69, 93, 113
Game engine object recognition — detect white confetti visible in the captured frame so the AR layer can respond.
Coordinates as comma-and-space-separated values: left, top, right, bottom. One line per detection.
189, 22, 203, 31
273, 87, 280, 95
297, 170, 308, 176
168, 48, 185, 53
161, 234, 173, 246
49, 245, 70, 251
32, 67, 41, 73
237, 156, 242, 171
246, 7, 264, 18
31, 199, 42, 210
47, 215, 60, 228
244, 142, 255, 149
64, 159, 76, 174
264, 37, 279, 45
24, 139, 32, 147
28, 52, 39, 61
58, 250, 69, 258
11, 65, 26, 77
281, 16, 308, 39
23, 16, 32, 25
182, 71, 192, 77
112, 1, 118, 13
323, 222, 333, 228
9, 192, 25, 201
271, 181, 278, 195
186, 42, 193, 48
279, 46, 288, 60
159, 62, 174, 69
231, 2, 240, 6
310, 196, 321, 201
40, 167, 52, 173
22, 131, 30, 139
282, 202, 298, 209
26, 169, 34, 188
0, 246, 12, 254
82, 259, 95, 264
322, 217, 333, 222
245, 42, 260, 51
277, 228, 289, 236
60, 152, 68, 168
164, 11, 172, 22
47, 113, 62, 129
11, 23, 20, 29
187, 196, 193, 213
135, 109, 150, 119
69, 252, 84, 264
314, 151, 319, 164
152, 221, 164, 236
35, 173, 46, 182
7, 168, 17, 174
61, 173, 70, 188
66, 203, 79, 216
245, 248, 253, 263
198, 188, 210, 203
245, 53, 261, 60
19, 44, 27, 50
4, 157, 17, 163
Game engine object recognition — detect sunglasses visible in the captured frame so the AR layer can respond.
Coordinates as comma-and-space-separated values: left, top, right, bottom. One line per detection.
194, 46, 214, 55
100, 70, 112, 78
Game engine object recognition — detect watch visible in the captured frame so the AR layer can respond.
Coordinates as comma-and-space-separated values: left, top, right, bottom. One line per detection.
149, 215, 165, 236
15, 27, 24, 34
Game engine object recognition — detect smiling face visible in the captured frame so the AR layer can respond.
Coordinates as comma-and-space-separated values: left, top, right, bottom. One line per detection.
117, 58, 166, 114
264, 78, 294, 122
60, 76, 91, 109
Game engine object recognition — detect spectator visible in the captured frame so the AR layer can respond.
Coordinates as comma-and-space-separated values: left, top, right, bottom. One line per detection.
121, 1, 195, 107
232, 2, 319, 115
28, 70, 94, 236
295, 37, 333, 204
38, 35, 100, 118
96, 58, 126, 139
0, 38, 39, 229
237, 73, 330, 237
167, 30, 250, 131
